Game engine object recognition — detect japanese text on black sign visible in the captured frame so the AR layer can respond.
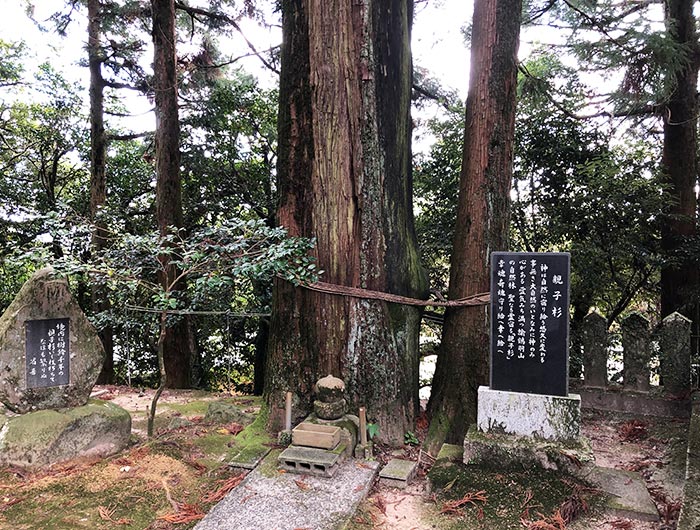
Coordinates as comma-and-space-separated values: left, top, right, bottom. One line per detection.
494, 258, 565, 363
490, 252, 570, 397
26, 318, 70, 389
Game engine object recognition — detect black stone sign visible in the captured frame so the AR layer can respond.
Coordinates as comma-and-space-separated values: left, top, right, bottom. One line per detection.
490, 252, 570, 397
25, 318, 70, 388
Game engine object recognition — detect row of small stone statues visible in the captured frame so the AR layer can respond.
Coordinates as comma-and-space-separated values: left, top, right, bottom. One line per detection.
579, 311, 694, 395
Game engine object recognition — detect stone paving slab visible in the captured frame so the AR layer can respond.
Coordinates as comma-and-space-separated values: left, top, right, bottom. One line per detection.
378, 458, 417, 489
228, 447, 270, 470
587, 466, 659, 522
195, 450, 379, 530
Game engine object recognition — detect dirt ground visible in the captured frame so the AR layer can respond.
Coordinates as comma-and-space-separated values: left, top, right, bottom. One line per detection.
358, 408, 689, 530
0, 387, 690, 530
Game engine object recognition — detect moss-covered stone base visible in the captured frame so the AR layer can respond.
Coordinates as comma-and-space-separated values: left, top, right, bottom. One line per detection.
0, 399, 131, 467
463, 424, 595, 478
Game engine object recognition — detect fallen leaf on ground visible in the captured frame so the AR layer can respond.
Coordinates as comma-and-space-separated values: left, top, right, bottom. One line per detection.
202, 474, 245, 503
294, 479, 311, 491
157, 502, 205, 524
440, 490, 487, 518
97, 505, 132, 525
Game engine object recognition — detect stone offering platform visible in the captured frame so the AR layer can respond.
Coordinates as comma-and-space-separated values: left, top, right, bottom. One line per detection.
195, 450, 379, 530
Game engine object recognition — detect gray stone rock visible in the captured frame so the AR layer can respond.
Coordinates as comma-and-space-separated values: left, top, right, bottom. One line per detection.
0, 268, 105, 413
167, 416, 194, 430
379, 458, 417, 489
204, 401, 252, 424
313, 398, 347, 420
587, 467, 659, 522
463, 424, 595, 477
0, 399, 131, 468
477, 386, 581, 441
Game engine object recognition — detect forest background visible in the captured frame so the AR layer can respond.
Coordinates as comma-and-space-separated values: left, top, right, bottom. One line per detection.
0, 0, 698, 450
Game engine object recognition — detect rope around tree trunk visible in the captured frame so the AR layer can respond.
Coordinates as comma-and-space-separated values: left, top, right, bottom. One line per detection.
294, 279, 491, 308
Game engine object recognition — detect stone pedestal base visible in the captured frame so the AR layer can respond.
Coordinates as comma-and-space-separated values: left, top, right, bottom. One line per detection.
463, 425, 594, 477
0, 399, 131, 468
467, 386, 592, 476
478, 386, 581, 441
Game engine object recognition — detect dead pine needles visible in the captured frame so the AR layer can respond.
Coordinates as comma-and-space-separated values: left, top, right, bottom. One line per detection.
440, 490, 488, 519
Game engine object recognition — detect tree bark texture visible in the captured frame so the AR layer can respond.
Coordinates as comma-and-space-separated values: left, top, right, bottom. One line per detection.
265, 0, 427, 442
152, 0, 192, 388
661, 0, 699, 330
426, 0, 521, 454
88, 0, 115, 384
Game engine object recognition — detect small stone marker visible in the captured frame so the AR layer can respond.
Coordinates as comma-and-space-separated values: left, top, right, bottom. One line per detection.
582, 311, 608, 388
490, 252, 570, 396
621, 312, 651, 392
659, 312, 692, 396
0, 268, 105, 413
313, 374, 347, 420
378, 458, 417, 489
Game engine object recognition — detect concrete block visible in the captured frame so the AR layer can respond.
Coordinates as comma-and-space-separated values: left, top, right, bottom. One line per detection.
278, 445, 345, 477
477, 386, 581, 441
379, 458, 417, 489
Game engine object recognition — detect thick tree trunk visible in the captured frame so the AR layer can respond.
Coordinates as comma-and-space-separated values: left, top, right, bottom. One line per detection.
88, 0, 115, 384
426, 0, 521, 454
152, 0, 192, 388
265, 0, 427, 443
660, 0, 699, 332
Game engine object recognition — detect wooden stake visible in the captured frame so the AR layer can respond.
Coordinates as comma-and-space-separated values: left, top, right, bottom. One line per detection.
359, 406, 367, 446
285, 391, 292, 431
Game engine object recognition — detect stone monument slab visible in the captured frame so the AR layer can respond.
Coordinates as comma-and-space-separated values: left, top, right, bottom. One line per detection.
490, 252, 570, 396
0, 268, 105, 413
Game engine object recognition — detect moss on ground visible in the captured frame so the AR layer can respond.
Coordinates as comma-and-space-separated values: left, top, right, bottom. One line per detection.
0, 390, 267, 530
224, 407, 275, 467
426, 460, 603, 530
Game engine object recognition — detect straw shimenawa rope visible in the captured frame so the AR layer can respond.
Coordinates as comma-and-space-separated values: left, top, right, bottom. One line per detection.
296, 279, 490, 308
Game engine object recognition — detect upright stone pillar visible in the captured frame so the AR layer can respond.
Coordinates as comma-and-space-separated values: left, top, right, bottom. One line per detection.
659, 312, 692, 396
582, 311, 608, 388
621, 313, 651, 392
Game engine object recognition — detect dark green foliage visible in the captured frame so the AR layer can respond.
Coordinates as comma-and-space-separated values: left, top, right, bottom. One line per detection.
414, 52, 665, 323
181, 74, 278, 228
